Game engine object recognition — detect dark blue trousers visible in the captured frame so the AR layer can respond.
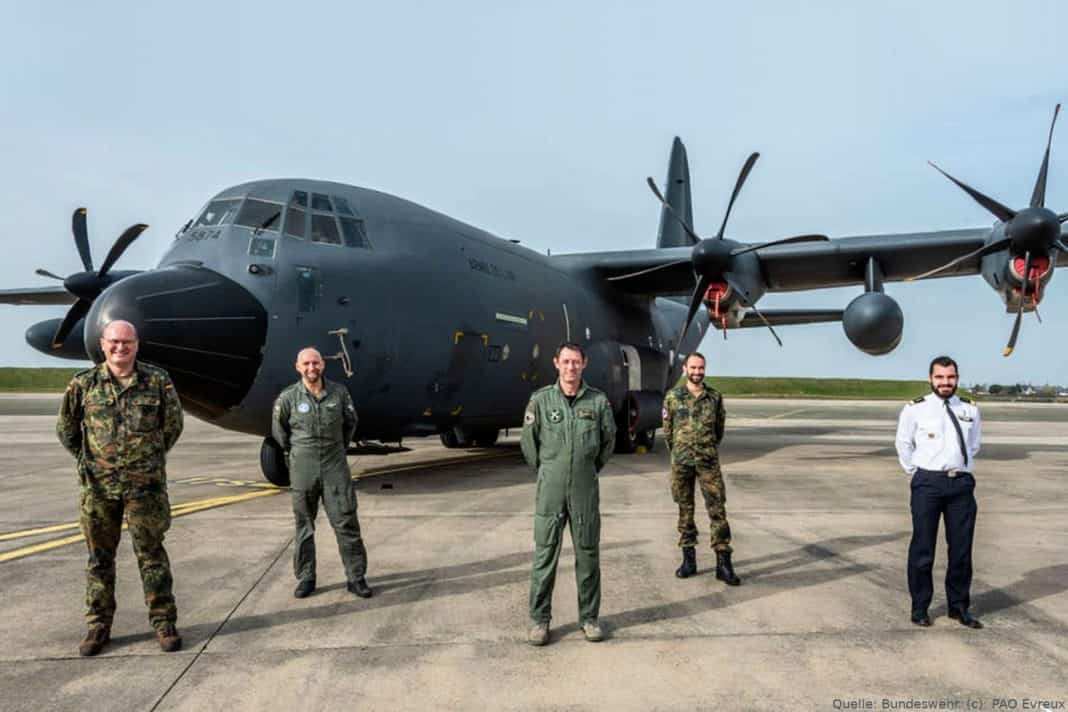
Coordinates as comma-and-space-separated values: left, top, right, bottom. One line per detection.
908, 469, 978, 614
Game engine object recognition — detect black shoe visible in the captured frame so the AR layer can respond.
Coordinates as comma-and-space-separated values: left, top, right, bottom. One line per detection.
715, 551, 741, 586
948, 608, 983, 629
294, 579, 316, 598
347, 577, 373, 598
910, 611, 932, 627
675, 547, 697, 579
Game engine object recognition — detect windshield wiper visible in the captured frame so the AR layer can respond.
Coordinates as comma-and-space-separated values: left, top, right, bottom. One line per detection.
253, 211, 280, 235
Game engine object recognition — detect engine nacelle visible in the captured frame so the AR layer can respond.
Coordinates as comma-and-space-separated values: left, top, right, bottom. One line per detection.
842, 292, 903, 355
26, 318, 89, 360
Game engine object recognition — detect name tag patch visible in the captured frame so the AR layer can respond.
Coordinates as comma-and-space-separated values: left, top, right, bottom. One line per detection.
576, 408, 595, 420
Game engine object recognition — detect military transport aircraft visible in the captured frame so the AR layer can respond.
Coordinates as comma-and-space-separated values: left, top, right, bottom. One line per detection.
3, 108, 1067, 486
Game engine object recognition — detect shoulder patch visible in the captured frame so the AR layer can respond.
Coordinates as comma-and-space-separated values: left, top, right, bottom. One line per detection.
523, 410, 536, 425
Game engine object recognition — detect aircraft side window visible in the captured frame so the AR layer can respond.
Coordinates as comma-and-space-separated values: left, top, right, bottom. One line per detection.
193, 198, 241, 228
311, 193, 333, 212
249, 237, 276, 258
333, 196, 356, 216
310, 213, 342, 245
338, 216, 370, 249
285, 207, 307, 239
234, 198, 283, 233
296, 267, 320, 313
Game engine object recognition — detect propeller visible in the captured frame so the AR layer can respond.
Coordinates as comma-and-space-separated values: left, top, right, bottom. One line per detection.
639, 151, 828, 346
909, 104, 1065, 356
36, 208, 148, 348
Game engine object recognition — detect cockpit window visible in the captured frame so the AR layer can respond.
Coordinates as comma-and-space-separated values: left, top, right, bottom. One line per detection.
333, 196, 355, 216
311, 193, 333, 212
234, 198, 283, 233
292, 191, 308, 208
310, 214, 342, 245
193, 198, 241, 228
338, 216, 369, 248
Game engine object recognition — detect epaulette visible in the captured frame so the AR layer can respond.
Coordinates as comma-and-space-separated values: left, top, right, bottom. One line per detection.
910, 395, 926, 404
73, 366, 96, 379
958, 396, 972, 404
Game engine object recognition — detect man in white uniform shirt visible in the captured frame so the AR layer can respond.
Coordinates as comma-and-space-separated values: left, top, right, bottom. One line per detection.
895, 355, 983, 629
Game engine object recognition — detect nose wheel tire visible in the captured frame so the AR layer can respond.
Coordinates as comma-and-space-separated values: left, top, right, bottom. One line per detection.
260, 437, 290, 487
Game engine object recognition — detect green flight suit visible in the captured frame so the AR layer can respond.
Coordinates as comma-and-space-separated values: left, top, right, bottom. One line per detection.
521, 381, 616, 625
272, 378, 366, 584
57, 361, 184, 629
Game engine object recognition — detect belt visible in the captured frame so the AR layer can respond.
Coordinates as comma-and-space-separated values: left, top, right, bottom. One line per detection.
917, 468, 971, 478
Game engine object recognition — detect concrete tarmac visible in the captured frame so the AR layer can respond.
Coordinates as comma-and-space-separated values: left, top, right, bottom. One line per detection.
1, 395, 1066, 711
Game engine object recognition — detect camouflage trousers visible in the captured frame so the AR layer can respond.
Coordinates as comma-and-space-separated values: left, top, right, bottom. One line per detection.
670, 462, 732, 552
79, 487, 176, 629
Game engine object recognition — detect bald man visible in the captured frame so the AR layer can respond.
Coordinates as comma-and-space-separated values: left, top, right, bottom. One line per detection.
58, 320, 185, 656
272, 348, 371, 599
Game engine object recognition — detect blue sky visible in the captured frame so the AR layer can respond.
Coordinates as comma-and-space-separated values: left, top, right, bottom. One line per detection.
1, 1, 1065, 384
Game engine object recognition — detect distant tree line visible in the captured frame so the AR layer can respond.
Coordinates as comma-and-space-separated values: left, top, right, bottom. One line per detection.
970, 383, 1067, 397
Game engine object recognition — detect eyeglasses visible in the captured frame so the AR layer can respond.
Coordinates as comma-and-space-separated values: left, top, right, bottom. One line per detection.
102, 339, 137, 346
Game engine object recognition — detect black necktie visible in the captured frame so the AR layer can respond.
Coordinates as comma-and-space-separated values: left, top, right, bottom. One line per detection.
943, 400, 968, 467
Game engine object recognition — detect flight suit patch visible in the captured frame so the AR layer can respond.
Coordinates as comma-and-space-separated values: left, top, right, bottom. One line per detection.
524, 410, 536, 425
576, 408, 595, 420
548, 409, 563, 423
297, 402, 311, 413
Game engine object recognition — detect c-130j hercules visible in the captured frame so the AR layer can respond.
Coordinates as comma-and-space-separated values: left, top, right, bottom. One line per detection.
3, 107, 1067, 486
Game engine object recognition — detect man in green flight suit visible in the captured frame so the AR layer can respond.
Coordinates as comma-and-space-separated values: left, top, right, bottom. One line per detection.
272, 347, 372, 599
522, 341, 616, 646
662, 352, 741, 585
57, 320, 185, 656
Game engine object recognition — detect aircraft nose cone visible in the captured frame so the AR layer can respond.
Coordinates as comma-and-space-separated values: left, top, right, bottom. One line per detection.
85, 266, 268, 421
1008, 207, 1060, 254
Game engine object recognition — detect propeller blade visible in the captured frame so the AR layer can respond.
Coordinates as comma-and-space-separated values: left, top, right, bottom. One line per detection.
715, 152, 759, 240
1057, 212, 1068, 223
729, 233, 829, 257
928, 161, 1016, 223
905, 236, 1011, 282
1004, 251, 1031, 357
1054, 239, 1068, 252
97, 224, 148, 278
35, 268, 65, 281
1030, 103, 1060, 208
646, 178, 704, 244
678, 273, 713, 346
51, 299, 91, 348
72, 208, 93, 272
724, 273, 782, 346
605, 258, 691, 282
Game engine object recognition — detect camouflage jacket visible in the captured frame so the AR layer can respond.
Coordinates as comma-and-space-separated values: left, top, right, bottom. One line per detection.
520, 381, 616, 479
662, 383, 725, 466
57, 362, 184, 497
272, 379, 357, 490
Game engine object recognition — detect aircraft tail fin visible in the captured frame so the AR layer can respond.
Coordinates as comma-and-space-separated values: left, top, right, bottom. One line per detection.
656, 137, 696, 249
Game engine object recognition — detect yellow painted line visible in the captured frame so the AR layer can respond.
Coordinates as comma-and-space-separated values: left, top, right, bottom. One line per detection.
766, 407, 813, 421
0, 533, 87, 563
0, 450, 517, 562
0, 490, 283, 561
0, 521, 81, 542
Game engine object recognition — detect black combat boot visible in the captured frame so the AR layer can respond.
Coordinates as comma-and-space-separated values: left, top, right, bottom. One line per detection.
347, 577, 373, 598
675, 546, 697, 578
715, 551, 741, 586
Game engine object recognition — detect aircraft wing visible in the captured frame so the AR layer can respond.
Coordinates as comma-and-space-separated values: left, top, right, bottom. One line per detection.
555, 228, 1068, 295
0, 287, 76, 305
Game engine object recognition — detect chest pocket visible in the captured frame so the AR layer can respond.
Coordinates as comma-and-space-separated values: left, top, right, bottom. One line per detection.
916, 420, 943, 442
128, 394, 160, 432
575, 408, 600, 457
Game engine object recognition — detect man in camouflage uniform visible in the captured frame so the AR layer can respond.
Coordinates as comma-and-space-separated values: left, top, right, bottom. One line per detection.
57, 320, 184, 656
521, 342, 616, 646
662, 352, 740, 585
272, 347, 371, 599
